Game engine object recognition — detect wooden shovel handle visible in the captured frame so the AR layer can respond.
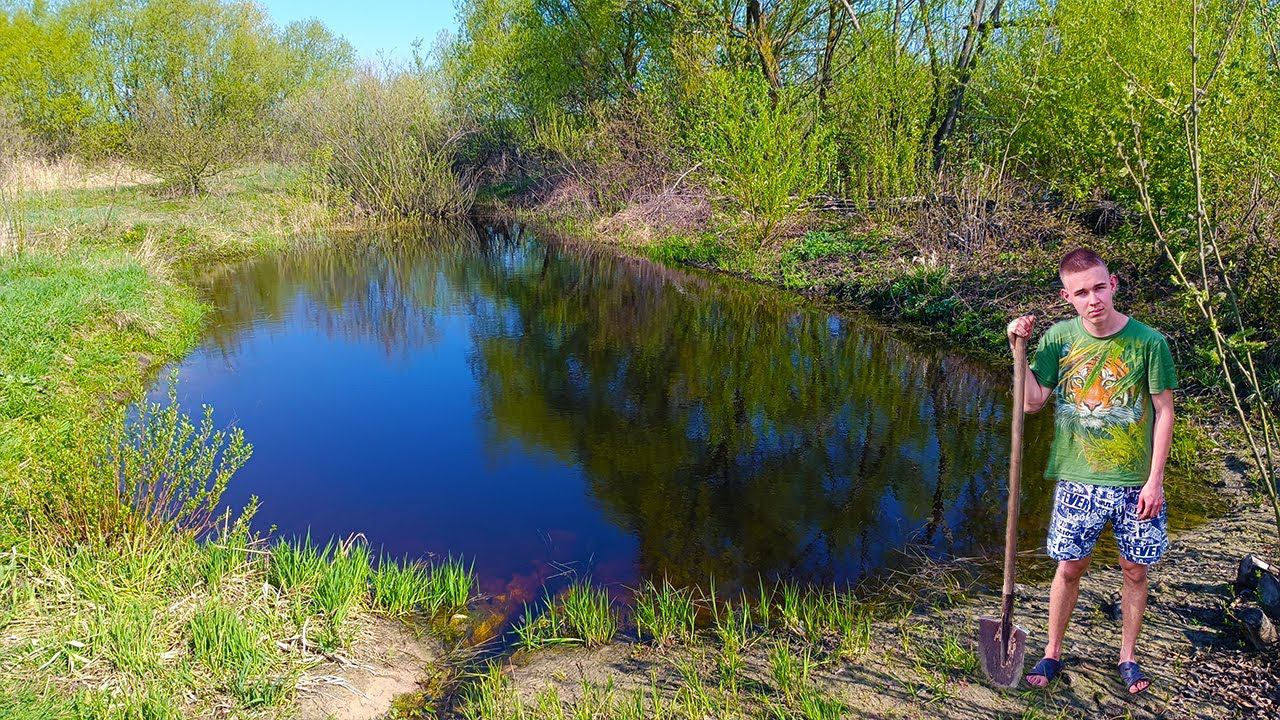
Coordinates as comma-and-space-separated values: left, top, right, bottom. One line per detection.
1000, 335, 1027, 642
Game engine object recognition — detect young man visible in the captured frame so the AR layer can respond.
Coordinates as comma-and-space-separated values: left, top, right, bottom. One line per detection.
1006, 248, 1177, 695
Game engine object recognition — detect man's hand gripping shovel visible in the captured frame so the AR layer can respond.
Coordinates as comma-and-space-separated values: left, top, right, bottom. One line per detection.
978, 333, 1029, 687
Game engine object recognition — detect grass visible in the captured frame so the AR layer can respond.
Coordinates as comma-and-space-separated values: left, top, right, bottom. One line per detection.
268, 535, 328, 595
515, 580, 618, 650
914, 628, 980, 677
0, 161, 333, 493
426, 555, 476, 613
371, 557, 435, 616
634, 577, 699, 647
371, 555, 476, 618
101, 600, 161, 678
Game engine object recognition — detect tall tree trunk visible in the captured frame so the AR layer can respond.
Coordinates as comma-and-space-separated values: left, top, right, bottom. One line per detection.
818, 1, 843, 104
931, 0, 1006, 172
747, 0, 782, 90
918, 0, 942, 135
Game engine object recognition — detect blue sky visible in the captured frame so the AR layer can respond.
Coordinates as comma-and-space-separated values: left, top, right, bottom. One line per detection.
259, 1, 460, 62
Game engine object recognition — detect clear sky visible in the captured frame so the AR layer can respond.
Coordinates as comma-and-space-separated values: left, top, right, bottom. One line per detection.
257, 0, 460, 62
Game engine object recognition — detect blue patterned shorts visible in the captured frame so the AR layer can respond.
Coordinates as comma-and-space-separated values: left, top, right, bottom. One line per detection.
1045, 480, 1169, 565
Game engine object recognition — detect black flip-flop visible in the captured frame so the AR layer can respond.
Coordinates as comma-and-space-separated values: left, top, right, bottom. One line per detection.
1025, 657, 1064, 688
1118, 661, 1150, 695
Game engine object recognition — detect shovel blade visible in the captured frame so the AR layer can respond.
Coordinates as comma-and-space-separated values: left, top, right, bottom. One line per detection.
977, 616, 1028, 688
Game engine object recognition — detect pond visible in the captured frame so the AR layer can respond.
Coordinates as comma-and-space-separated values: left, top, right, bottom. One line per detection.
156, 222, 1062, 609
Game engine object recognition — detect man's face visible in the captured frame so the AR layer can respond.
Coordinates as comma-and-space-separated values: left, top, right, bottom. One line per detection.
1059, 265, 1117, 322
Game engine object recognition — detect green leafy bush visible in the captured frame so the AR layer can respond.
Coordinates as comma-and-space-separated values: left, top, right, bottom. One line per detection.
682, 69, 834, 247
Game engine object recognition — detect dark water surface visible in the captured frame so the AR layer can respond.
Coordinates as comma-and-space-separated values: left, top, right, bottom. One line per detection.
157, 224, 1064, 605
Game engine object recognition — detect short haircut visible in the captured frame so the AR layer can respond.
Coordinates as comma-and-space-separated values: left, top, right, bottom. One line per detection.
1059, 248, 1108, 277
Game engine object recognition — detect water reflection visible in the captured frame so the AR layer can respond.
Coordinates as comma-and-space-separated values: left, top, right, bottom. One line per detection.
166, 223, 1058, 600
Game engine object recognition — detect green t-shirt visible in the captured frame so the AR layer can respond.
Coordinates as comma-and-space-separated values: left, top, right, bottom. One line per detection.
1029, 316, 1178, 487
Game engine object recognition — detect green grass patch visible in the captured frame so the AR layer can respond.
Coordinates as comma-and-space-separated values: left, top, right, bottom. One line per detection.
371, 557, 435, 616
371, 554, 475, 618
426, 555, 475, 613
268, 535, 328, 595
313, 541, 372, 625
100, 599, 162, 678
189, 602, 287, 707
201, 520, 253, 591
645, 232, 728, 266
634, 577, 699, 647
914, 628, 979, 677
515, 580, 617, 650
0, 249, 203, 477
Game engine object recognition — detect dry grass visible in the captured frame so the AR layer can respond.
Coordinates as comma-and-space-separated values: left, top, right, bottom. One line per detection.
8, 162, 335, 263
0, 155, 156, 194
597, 188, 712, 243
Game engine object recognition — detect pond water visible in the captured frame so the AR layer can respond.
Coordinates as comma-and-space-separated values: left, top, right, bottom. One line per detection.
157, 222, 1063, 607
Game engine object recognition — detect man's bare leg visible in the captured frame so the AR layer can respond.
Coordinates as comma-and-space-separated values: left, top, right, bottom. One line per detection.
1027, 557, 1092, 687
1117, 556, 1151, 693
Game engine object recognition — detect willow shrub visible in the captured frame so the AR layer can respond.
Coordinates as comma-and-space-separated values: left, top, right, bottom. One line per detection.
33, 380, 252, 550
821, 20, 933, 203
297, 70, 476, 219
973, 0, 1280, 208
681, 69, 834, 247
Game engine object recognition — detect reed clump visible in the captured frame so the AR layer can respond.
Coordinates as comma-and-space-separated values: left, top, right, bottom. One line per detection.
514, 580, 618, 650
296, 69, 476, 220
370, 554, 475, 617
633, 577, 698, 647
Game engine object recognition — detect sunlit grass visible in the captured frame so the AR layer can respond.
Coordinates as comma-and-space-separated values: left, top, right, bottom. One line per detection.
634, 576, 698, 647
915, 627, 979, 677
371, 557, 434, 616
100, 600, 161, 679
313, 541, 372, 624
189, 602, 287, 706
560, 582, 617, 646
426, 555, 475, 613
514, 580, 617, 650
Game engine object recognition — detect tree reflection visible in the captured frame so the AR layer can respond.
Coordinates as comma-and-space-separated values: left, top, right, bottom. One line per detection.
458, 226, 1057, 588
193, 223, 1058, 590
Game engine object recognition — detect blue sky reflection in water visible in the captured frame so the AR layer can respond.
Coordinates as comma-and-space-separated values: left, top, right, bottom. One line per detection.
154, 223, 1057, 603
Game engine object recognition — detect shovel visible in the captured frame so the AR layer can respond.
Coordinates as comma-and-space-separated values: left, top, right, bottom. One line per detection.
978, 333, 1030, 688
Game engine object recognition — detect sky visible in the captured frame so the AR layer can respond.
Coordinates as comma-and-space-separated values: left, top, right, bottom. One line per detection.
258, 0, 461, 62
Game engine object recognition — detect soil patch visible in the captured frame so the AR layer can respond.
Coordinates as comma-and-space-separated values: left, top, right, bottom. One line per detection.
295, 617, 439, 720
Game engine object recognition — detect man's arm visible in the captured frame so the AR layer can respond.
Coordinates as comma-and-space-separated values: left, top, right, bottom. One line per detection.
1007, 314, 1053, 414
1022, 367, 1053, 414
1137, 389, 1174, 520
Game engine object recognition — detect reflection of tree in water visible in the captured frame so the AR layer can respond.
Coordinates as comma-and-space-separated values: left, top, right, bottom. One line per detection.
194, 222, 1058, 589
195, 221, 490, 359
462, 228, 1056, 588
